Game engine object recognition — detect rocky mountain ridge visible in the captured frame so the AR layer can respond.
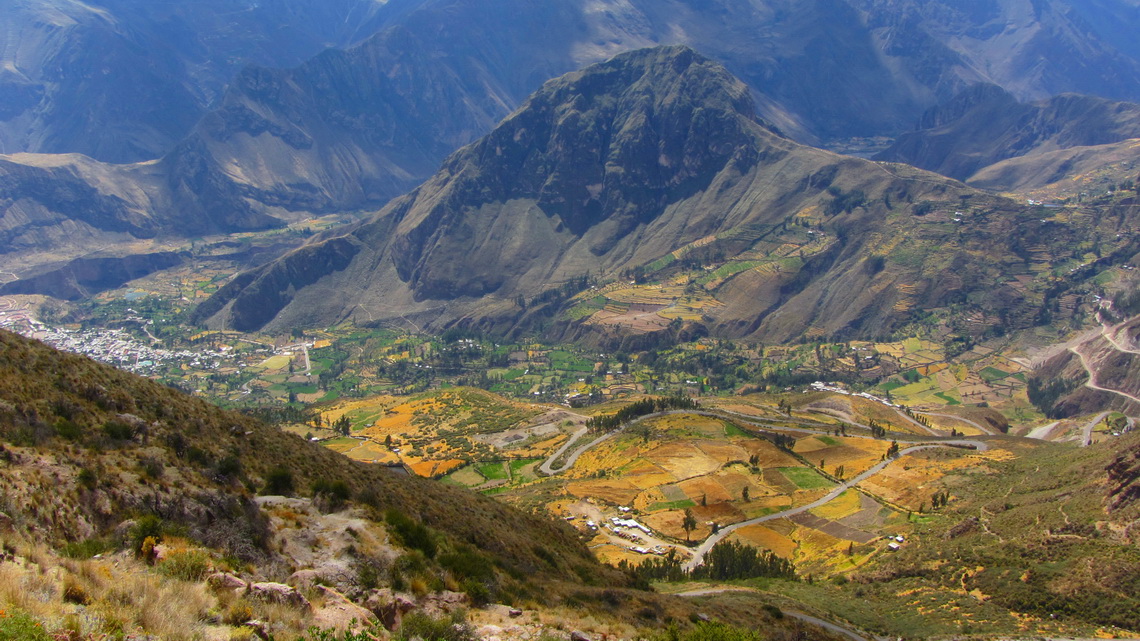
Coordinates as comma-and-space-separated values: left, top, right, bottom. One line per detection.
197, 46, 1120, 348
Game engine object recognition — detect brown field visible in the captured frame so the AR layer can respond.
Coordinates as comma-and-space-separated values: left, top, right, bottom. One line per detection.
794, 436, 890, 477
739, 440, 801, 468
566, 478, 642, 505
730, 524, 798, 558
643, 509, 711, 541
838, 493, 895, 531
677, 475, 734, 504
645, 441, 724, 480
691, 502, 746, 525
696, 441, 750, 463
856, 450, 980, 510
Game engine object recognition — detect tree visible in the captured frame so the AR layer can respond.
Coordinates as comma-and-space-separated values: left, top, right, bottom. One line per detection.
741, 486, 750, 502
835, 465, 845, 480
682, 509, 697, 544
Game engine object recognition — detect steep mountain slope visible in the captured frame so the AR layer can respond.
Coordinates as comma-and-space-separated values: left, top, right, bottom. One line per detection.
0, 0, 391, 162
0, 327, 611, 591
197, 46, 1115, 346
875, 84, 1140, 185
7, 0, 1140, 273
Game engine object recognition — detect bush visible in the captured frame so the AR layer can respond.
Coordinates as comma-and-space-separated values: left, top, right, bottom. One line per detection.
263, 467, 295, 495
158, 549, 211, 581
130, 514, 165, 548
398, 611, 476, 641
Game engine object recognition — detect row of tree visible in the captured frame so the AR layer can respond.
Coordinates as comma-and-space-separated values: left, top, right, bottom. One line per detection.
585, 394, 699, 433
618, 540, 797, 584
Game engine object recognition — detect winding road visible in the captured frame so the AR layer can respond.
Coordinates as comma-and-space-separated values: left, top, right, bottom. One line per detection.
682, 439, 988, 570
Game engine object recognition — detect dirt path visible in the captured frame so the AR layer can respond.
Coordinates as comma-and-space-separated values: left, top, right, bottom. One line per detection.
1068, 345, 1140, 408
682, 440, 988, 570
675, 586, 879, 641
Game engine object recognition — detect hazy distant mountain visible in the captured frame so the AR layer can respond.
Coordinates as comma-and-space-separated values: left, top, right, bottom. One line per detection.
197, 46, 1107, 346
6, 0, 1140, 273
0, 0, 391, 162
876, 84, 1140, 186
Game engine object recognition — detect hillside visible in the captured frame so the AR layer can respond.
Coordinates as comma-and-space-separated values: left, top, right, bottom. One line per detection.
9, 0, 1140, 280
876, 84, 1140, 187
0, 328, 863, 640
0, 0, 389, 162
197, 46, 1140, 349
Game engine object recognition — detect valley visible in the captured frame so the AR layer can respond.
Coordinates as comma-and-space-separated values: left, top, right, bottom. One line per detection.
4, 3, 1140, 639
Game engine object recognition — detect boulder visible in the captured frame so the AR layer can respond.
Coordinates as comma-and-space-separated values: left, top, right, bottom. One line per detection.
419, 590, 468, 616
206, 572, 247, 592
571, 631, 592, 641
311, 585, 380, 633
249, 582, 310, 609
366, 588, 416, 631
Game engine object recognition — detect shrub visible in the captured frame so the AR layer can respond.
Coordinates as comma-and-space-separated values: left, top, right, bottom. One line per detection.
102, 419, 133, 441
158, 549, 211, 581
223, 600, 254, 626
398, 611, 476, 641
386, 509, 437, 558
263, 467, 295, 495
61, 536, 113, 559
130, 514, 165, 552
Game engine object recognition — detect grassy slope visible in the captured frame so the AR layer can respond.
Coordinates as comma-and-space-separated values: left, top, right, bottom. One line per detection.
0, 329, 606, 590
735, 436, 1140, 637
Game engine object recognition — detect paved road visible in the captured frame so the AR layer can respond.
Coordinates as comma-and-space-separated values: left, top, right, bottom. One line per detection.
539, 406, 950, 478
682, 439, 988, 570
538, 425, 591, 475
922, 411, 995, 435
1081, 411, 1110, 447
676, 587, 878, 641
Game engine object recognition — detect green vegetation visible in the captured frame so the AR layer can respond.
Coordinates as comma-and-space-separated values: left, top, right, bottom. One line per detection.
0, 610, 52, 641
778, 467, 833, 490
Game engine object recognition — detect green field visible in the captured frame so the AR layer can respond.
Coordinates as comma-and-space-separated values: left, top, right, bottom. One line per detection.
477, 461, 509, 480
778, 467, 834, 490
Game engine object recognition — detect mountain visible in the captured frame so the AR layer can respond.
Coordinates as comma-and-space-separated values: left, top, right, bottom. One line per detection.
875, 84, 1140, 186
8, 0, 1140, 276
197, 46, 1126, 347
0, 0, 392, 163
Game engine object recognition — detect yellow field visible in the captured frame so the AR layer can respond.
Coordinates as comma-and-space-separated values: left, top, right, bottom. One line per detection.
811, 489, 864, 520
730, 524, 797, 558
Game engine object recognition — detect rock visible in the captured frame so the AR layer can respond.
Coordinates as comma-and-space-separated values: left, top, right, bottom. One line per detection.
509, 608, 523, 618
249, 582, 310, 609
114, 519, 136, 543
311, 585, 380, 632
206, 572, 247, 592
245, 620, 271, 641
288, 569, 322, 588
419, 590, 468, 616
696, 613, 710, 622
366, 588, 416, 631
571, 631, 592, 641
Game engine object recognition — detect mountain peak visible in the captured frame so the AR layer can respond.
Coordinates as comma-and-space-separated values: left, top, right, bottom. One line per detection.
390, 45, 773, 297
